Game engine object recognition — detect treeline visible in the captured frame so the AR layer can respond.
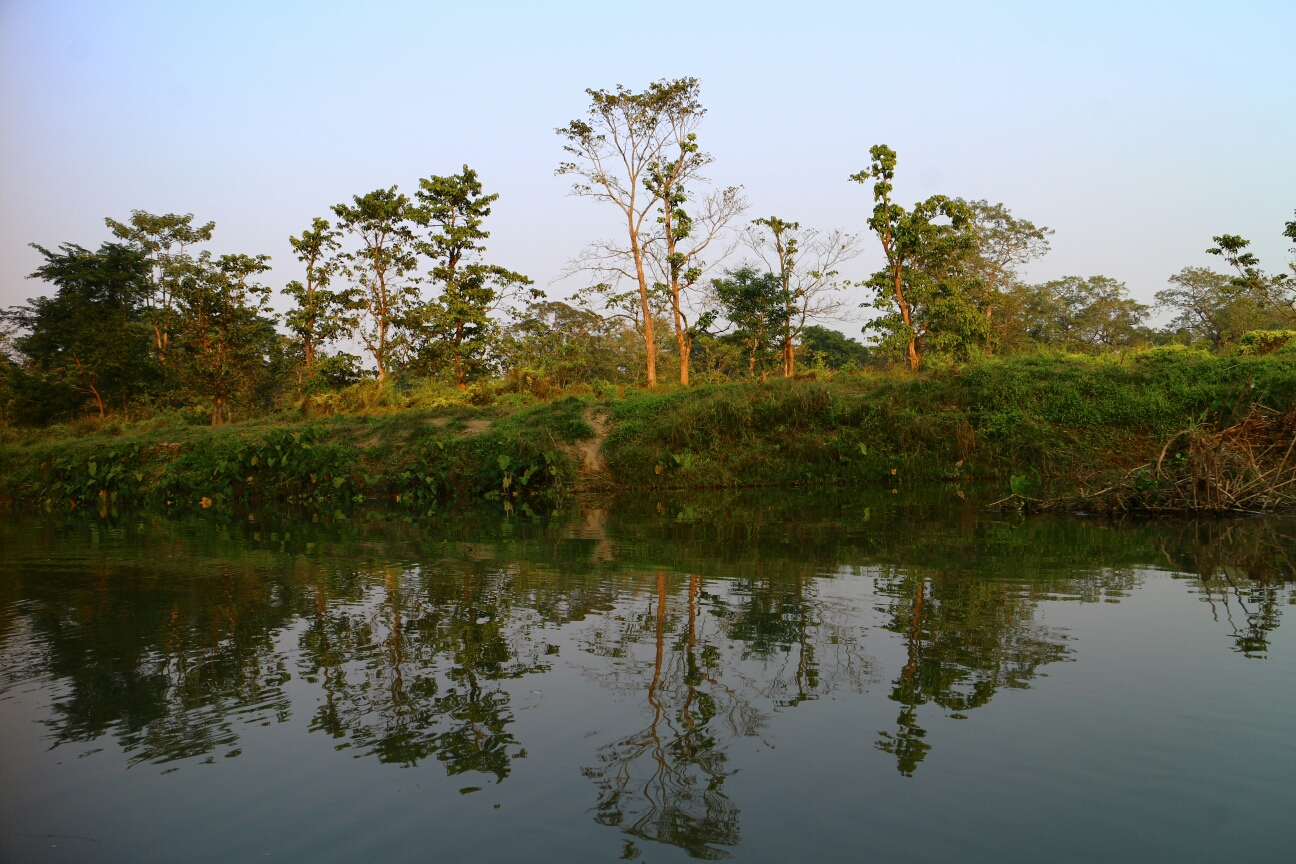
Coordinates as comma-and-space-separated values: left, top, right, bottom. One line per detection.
3, 78, 1296, 427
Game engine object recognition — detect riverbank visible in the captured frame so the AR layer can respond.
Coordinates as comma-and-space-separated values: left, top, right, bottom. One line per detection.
3, 348, 1295, 514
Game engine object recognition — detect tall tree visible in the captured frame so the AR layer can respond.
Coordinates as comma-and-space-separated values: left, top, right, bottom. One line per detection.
557, 78, 704, 387
641, 122, 745, 385
332, 188, 421, 381
104, 211, 215, 364
745, 217, 859, 377
8, 242, 155, 417
282, 217, 345, 377
963, 200, 1052, 340
1207, 233, 1293, 323
173, 252, 278, 424
410, 166, 534, 389
851, 146, 985, 367
1156, 267, 1252, 349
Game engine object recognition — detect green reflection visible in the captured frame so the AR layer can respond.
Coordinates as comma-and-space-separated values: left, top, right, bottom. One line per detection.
0, 492, 1293, 858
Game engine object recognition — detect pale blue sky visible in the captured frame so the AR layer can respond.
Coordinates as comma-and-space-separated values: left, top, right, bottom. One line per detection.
2, 1, 1293, 332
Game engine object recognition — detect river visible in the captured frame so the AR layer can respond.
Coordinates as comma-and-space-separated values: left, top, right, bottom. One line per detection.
1, 491, 1293, 862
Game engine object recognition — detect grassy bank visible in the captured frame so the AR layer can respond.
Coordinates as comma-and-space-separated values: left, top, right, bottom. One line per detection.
4, 348, 1296, 514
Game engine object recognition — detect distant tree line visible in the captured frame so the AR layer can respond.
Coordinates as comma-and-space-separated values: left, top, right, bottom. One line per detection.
3, 79, 1295, 426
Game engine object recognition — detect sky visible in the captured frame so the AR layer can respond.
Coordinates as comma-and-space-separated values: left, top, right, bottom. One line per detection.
2, 0, 1293, 335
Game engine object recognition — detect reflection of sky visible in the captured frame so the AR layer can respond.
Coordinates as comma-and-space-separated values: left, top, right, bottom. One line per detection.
1, 1, 1293, 330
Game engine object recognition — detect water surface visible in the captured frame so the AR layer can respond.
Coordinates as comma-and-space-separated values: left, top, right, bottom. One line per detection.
1, 493, 1293, 862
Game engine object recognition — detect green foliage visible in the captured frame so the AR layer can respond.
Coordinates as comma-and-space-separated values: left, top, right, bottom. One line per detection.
6, 241, 157, 418
1017, 275, 1150, 349
500, 301, 639, 393
172, 252, 281, 423
852, 146, 993, 366
1, 397, 592, 515
710, 267, 784, 378
1236, 330, 1296, 355
799, 325, 870, 370
332, 187, 423, 380
281, 216, 348, 383
407, 166, 536, 386
600, 351, 1296, 490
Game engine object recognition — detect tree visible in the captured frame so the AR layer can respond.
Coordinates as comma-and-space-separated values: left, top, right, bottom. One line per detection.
332, 188, 422, 381
745, 217, 860, 377
963, 200, 1052, 341
409, 166, 535, 389
1156, 267, 1251, 349
282, 217, 346, 379
557, 78, 705, 387
172, 252, 278, 424
1023, 276, 1148, 349
501, 301, 638, 390
711, 267, 784, 379
851, 146, 987, 368
7, 242, 155, 417
641, 121, 746, 385
105, 210, 215, 364
799, 325, 870, 370
1285, 211, 1296, 277
1206, 233, 1293, 325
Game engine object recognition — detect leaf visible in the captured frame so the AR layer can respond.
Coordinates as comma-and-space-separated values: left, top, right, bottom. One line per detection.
87, 461, 97, 478
858, 443, 868, 456
497, 454, 511, 471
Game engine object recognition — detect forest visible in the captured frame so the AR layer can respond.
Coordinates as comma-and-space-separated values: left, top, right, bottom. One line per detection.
4, 78, 1295, 428
3, 79, 1296, 511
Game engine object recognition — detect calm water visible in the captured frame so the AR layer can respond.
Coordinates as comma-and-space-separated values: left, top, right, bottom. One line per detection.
1, 492, 1294, 863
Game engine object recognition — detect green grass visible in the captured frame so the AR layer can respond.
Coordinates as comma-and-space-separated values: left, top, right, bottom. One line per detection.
600, 348, 1296, 490
4, 348, 1295, 511
0, 398, 593, 515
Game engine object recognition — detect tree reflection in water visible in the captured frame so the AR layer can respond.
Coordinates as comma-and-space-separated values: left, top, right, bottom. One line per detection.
298, 564, 549, 776
871, 568, 1080, 776
580, 570, 874, 859
1, 506, 1295, 856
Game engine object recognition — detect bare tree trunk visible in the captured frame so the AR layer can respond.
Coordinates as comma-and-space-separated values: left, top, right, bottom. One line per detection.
630, 219, 657, 387
784, 319, 795, 378
454, 321, 466, 391
673, 294, 689, 385
892, 266, 920, 370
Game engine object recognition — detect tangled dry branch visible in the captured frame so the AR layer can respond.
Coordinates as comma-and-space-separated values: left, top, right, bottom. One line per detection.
994, 403, 1296, 514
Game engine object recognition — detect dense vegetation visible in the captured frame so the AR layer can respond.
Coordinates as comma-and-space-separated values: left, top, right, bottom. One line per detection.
3, 78, 1296, 510
4, 349, 1296, 514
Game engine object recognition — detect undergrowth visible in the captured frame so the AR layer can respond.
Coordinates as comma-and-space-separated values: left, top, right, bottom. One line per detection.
4, 350, 1296, 510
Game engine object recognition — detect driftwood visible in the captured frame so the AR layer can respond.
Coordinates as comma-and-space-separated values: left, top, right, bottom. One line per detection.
991, 403, 1296, 514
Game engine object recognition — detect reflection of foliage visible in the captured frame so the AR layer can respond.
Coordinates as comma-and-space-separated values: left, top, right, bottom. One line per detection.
1, 499, 1295, 810
300, 567, 548, 778
582, 575, 747, 860
13, 555, 301, 766
580, 571, 874, 859
872, 569, 1074, 776
1159, 521, 1296, 657
714, 574, 873, 708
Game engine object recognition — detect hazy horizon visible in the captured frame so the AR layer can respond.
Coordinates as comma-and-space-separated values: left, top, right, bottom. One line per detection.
2, 0, 1293, 335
